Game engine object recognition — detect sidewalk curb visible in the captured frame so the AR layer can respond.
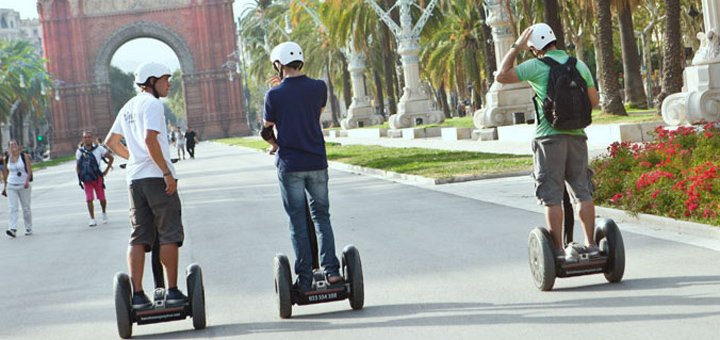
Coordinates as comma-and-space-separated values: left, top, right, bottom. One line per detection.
596, 206, 720, 240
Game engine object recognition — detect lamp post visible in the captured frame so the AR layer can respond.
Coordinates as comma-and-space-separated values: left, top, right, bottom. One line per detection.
662, 0, 720, 125
365, 0, 443, 129
472, 0, 536, 135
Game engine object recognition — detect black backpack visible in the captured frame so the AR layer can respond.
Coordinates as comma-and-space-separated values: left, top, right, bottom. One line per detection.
77, 146, 103, 182
533, 57, 592, 130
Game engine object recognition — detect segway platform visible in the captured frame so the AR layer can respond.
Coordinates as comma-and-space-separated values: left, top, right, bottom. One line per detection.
113, 263, 206, 339
293, 270, 350, 305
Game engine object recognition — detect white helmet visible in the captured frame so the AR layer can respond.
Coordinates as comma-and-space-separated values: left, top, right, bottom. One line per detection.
134, 62, 172, 85
270, 41, 304, 66
527, 23, 557, 51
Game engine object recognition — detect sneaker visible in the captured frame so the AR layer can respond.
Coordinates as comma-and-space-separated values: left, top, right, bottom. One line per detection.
326, 274, 344, 285
166, 288, 187, 305
102, 213, 109, 224
88, 219, 97, 227
24, 229, 32, 236
132, 291, 152, 309
584, 244, 601, 257
563, 243, 581, 262
6, 229, 16, 238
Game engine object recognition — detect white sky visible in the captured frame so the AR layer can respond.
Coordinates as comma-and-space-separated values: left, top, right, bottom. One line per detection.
0, 0, 257, 72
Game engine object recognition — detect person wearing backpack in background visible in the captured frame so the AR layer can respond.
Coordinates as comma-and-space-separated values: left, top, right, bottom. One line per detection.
76, 130, 114, 227
495, 23, 601, 261
2, 140, 33, 238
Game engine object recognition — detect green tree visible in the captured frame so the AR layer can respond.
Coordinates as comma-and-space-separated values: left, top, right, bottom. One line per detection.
0, 40, 51, 146
166, 69, 186, 126
109, 66, 135, 116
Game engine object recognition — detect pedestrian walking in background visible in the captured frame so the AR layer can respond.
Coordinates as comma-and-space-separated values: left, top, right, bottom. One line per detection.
76, 130, 114, 227
2, 140, 33, 238
184, 126, 198, 159
174, 127, 186, 160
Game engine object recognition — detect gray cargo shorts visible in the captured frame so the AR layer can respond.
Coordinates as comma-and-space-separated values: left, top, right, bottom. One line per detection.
128, 178, 184, 252
531, 134, 594, 206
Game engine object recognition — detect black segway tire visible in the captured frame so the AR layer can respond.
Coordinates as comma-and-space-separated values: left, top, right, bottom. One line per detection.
113, 272, 133, 339
528, 227, 556, 291
274, 254, 293, 319
187, 263, 207, 330
595, 219, 625, 283
342, 245, 364, 310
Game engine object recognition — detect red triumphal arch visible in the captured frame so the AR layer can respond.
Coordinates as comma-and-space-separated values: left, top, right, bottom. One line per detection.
38, 0, 248, 154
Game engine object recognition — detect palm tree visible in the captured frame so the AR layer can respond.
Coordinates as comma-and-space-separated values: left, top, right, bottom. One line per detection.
0, 40, 51, 145
543, 0, 565, 50
657, 0, 684, 111
614, 0, 647, 109
596, 0, 627, 115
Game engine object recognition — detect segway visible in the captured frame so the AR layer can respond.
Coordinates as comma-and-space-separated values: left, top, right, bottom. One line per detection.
113, 239, 206, 338
528, 189, 625, 291
273, 196, 364, 318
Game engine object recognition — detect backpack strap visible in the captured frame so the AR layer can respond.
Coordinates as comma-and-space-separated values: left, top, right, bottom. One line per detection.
538, 57, 560, 67
565, 57, 577, 67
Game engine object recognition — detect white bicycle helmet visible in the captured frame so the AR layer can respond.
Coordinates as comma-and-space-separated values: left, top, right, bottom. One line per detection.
134, 62, 172, 85
270, 41, 304, 66
527, 23, 557, 51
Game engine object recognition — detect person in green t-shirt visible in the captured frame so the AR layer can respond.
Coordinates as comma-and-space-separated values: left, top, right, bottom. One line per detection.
495, 23, 601, 261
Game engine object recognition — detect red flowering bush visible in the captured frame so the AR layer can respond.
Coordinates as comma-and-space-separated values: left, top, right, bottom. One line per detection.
592, 123, 720, 226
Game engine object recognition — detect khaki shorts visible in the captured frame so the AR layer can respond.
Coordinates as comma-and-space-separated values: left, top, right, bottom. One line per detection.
128, 178, 184, 251
531, 134, 594, 206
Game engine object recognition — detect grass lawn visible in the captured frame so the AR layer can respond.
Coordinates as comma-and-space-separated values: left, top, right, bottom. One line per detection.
216, 137, 532, 180
32, 155, 76, 171
591, 107, 662, 125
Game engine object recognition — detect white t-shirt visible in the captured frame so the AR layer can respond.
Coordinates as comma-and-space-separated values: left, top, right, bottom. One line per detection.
110, 92, 176, 183
175, 131, 185, 145
75, 144, 108, 166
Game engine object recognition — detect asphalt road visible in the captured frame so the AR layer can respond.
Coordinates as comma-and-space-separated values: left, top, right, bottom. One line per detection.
1, 142, 719, 339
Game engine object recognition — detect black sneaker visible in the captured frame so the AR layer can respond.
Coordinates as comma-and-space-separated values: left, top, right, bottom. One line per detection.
6, 229, 16, 238
132, 291, 152, 309
166, 288, 187, 305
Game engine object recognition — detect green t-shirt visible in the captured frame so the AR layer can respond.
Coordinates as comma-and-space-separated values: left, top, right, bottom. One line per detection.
515, 49, 596, 138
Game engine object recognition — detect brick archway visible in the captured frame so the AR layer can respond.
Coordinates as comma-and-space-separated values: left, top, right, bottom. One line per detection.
38, 0, 247, 154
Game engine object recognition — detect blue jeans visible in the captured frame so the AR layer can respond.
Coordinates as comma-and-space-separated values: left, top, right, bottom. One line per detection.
277, 169, 340, 290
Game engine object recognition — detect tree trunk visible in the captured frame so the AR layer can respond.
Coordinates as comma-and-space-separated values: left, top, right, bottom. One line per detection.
380, 22, 397, 116
479, 4, 496, 89
325, 61, 341, 127
657, 0, 684, 111
438, 81, 451, 118
617, 2, 648, 109
339, 52, 352, 110
544, 0, 565, 50
596, 0, 627, 115
373, 69, 385, 118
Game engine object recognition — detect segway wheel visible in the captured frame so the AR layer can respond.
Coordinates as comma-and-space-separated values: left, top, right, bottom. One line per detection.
342, 245, 364, 310
113, 272, 133, 339
186, 263, 207, 330
274, 254, 293, 319
528, 227, 556, 291
595, 219, 625, 283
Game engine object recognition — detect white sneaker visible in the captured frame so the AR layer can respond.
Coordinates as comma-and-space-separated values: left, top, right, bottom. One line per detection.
102, 213, 109, 224
24, 229, 32, 236
88, 219, 97, 227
